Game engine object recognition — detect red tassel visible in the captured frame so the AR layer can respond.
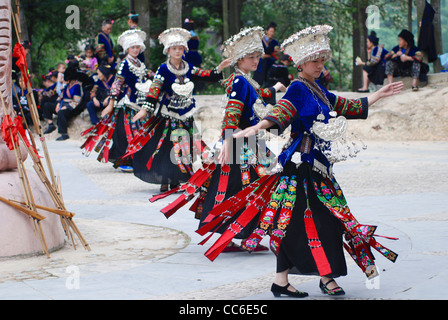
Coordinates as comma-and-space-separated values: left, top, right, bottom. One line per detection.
102, 147, 110, 163
204, 206, 260, 261
81, 126, 94, 136
198, 232, 215, 246
149, 186, 180, 202
199, 174, 277, 243
203, 175, 279, 261
188, 196, 201, 212
146, 156, 154, 171
161, 194, 188, 218
202, 174, 271, 223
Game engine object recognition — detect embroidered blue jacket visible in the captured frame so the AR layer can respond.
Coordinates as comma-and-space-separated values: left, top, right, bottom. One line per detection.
265, 80, 368, 169
110, 58, 148, 104
146, 61, 222, 119
221, 73, 275, 137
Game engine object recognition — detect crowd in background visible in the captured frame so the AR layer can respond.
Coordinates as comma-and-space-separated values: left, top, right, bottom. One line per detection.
11, 13, 428, 141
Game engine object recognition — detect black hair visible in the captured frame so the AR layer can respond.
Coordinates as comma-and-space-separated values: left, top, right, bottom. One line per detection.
84, 44, 95, 52
128, 11, 139, 24
102, 19, 113, 27
266, 22, 277, 30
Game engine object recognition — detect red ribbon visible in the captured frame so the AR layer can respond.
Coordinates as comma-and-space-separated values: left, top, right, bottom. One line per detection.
12, 43, 31, 87
1, 114, 18, 150
1, 115, 39, 158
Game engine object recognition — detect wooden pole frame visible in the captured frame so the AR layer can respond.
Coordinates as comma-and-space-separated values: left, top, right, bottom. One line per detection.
0, 2, 91, 255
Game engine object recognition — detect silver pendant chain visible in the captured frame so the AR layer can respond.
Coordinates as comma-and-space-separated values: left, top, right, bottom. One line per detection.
297, 76, 336, 119
167, 59, 189, 77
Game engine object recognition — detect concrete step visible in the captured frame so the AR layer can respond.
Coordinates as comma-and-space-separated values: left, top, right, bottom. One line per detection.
373, 71, 448, 91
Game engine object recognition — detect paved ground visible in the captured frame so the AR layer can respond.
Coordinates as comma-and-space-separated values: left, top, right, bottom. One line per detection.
0, 138, 447, 302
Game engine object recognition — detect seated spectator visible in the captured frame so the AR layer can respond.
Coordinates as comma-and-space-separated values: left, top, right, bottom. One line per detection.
385, 29, 428, 91
12, 72, 38, 125
55, 62, 66, 95
357, 31, 388, 92
38, 70, 58, 118
265, 54, 291, 88
86, 64, 114, 124
254, 21, 280, 86
43, 65, 83, 140
81, 44, 98, 74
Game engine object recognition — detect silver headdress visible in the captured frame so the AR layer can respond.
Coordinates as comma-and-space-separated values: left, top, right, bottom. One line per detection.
117, 29, 147, 53
222, 26, 265, 66
281, 25, 333, 66
158, 28, 191, 55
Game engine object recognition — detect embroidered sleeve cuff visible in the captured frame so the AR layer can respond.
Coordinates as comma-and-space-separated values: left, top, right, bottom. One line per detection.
334, 96, 368, 119
221, 99, 244, 131
264, 98, 297, 133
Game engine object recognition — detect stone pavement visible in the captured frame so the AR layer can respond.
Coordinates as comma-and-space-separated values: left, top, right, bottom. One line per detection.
0, 138, 447, 300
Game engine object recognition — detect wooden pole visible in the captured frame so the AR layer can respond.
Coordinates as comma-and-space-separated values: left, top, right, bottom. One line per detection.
8, 4, 90, 252
0, 95, 49, 257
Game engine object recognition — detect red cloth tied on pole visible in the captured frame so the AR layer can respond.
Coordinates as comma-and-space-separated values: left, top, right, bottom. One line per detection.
12, 43, 31, 87
1, 114, 18, 150
1, 114, 40, 158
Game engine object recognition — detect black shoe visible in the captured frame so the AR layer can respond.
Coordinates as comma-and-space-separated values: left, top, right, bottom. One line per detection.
169, 183, 179, 190
271, 283, 308, 298
56, 134, 69, 141
319, 279, 345, 296
43, 123, 56, 134
160, 184, 169, 192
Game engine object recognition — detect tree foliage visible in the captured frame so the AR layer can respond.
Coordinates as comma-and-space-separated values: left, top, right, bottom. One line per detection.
18, 0, 128, 79
19, 0, 446, 90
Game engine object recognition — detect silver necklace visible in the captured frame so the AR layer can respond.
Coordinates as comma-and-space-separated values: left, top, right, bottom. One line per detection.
127, 55, 147, 81
297, 76, 336, 119
234, 67, 272, 121
297, 76, 367, 164
167, 59, 189, 77
235, 67, 260, 90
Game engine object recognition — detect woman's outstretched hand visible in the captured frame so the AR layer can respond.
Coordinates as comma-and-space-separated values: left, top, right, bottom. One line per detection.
233, 126, 260, 139
378, 81, 404, 98
368, 81, 404, 106
233, 119, 275, 139
217, 58, 233, 73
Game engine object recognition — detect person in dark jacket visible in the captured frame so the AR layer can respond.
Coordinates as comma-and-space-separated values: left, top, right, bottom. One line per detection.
385, 29, 428, 91
357, 31, 388, 92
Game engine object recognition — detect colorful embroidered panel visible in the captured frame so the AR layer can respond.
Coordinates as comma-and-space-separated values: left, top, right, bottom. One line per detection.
333, 96, 365, 118
264, 98, 297, 132
222, 99, 244, 130
147, 76, 164, 100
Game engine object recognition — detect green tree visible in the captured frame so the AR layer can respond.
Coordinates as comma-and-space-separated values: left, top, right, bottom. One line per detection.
18, 0, 128, 81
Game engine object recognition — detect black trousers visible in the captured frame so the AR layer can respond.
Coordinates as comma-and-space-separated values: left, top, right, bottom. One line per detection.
43, 101, 75, 134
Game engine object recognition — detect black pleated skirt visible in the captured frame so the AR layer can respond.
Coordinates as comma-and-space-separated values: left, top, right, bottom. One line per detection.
198, 163, 261, 239
276, 161, 348, 278
132, 117, 193, 185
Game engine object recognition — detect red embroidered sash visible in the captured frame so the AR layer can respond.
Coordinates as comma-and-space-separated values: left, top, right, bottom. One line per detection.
302, 178, 332, 276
